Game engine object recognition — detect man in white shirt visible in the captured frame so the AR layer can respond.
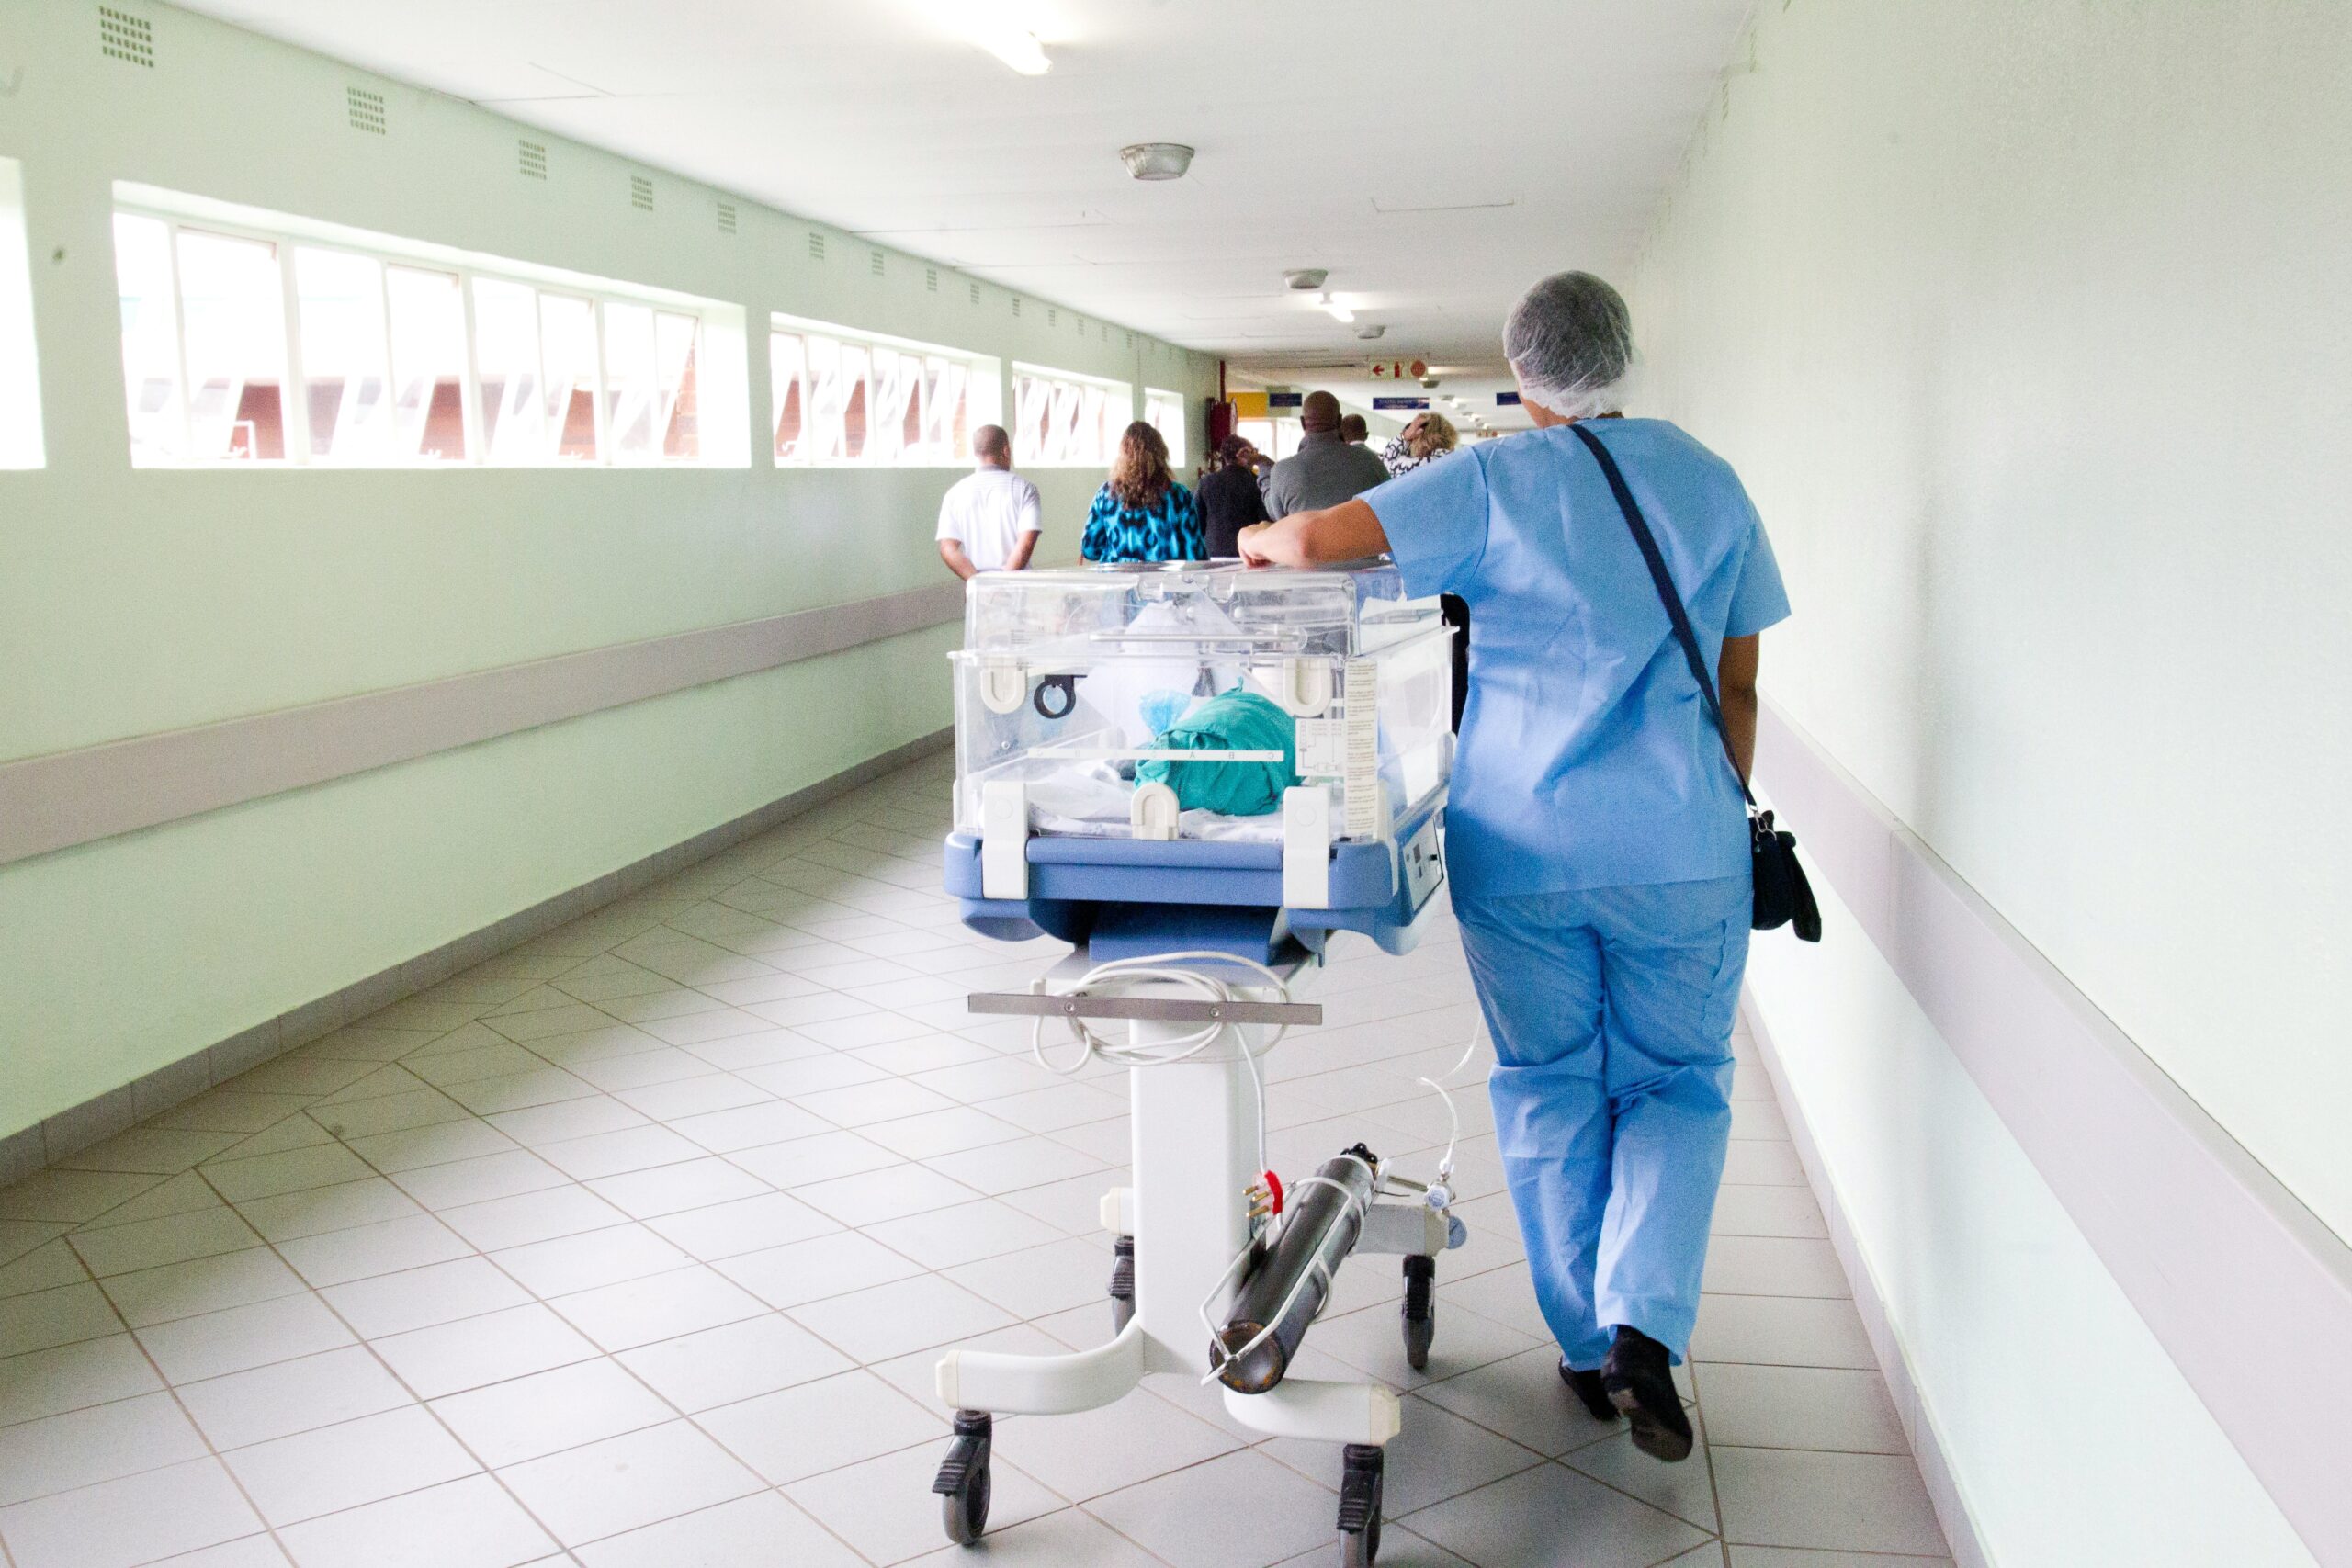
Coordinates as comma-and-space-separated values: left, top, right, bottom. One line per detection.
936, 425, 1043, 579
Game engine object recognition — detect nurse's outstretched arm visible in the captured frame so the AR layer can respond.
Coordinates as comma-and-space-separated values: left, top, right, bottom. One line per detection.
1717, 634, 1761, 784
1236, 499, 1390, 568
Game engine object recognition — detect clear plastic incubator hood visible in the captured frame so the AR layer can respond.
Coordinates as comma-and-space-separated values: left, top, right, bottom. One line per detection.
943, 561, 1454, 959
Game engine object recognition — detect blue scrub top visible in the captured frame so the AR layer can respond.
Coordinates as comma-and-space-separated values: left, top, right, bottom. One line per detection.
1365, 418, 1790, 898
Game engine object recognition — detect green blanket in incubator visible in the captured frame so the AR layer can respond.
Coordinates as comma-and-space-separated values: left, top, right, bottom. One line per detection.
1135, 691, 1300, 817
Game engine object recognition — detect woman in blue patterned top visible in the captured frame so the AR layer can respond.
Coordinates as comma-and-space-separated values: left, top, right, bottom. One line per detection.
1081, 422, 1204, 563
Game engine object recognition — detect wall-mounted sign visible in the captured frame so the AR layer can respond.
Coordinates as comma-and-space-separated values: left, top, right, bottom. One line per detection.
1372, 396, 1430, 411
1496, 391, 1521, 405
1228, 391, 1270, 419
1366, 359, 1430, 381
1268, 391, 1304, 409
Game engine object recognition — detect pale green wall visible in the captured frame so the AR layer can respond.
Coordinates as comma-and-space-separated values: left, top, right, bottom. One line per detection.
1632, 2, 2346, 1559
0, 0, 1216, 1136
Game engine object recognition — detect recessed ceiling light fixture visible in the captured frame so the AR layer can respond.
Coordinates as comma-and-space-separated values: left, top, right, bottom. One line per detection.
1119, 142, 1193, 180
1355, 323, 1385, 340
1283, 268, 1329, 292
1318, 292, 1354, 324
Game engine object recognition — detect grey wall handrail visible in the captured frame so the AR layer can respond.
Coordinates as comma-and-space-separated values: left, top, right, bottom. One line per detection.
0, 581, 966, 867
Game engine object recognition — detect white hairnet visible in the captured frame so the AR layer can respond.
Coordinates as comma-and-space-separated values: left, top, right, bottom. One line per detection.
1503, 271, 1633, 420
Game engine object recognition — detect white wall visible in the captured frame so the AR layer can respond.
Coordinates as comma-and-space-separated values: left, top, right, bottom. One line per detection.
0, 0, 1216, 1139
1633, 1, 2349, 1559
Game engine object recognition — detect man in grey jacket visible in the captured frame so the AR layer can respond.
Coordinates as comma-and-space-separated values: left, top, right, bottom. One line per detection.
1263, 390, 1392, 517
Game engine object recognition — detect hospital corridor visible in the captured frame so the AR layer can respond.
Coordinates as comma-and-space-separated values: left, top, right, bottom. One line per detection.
0, 4, 2346, 1568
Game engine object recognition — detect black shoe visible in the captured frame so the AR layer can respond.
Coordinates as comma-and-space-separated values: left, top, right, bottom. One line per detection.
1600, 1327, 1694, 1462
1557, 1358, 1619, 1423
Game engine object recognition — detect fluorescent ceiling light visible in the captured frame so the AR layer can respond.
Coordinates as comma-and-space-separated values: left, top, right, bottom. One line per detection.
975, 24, 1050, 73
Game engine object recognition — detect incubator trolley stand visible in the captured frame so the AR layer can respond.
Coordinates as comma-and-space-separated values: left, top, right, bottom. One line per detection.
930, 562, 1463, 1566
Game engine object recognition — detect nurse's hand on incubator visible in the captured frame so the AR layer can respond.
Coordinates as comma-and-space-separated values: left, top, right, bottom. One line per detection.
1236, 497, 1390, 568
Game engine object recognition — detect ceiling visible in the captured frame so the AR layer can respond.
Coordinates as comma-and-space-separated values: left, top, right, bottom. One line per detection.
173, 0, 1751, 375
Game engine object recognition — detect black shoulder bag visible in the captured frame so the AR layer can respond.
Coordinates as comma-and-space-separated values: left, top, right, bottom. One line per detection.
1569, 423, 1822, 942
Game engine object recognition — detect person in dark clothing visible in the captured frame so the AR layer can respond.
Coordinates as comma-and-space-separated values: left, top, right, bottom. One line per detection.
1197, 434, 1272, 558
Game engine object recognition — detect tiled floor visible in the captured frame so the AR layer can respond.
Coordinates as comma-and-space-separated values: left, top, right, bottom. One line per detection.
0, 753, 1953, 1568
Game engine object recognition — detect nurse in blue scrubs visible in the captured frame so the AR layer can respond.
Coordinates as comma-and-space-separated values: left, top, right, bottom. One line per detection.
1238, 271, 1789, 1463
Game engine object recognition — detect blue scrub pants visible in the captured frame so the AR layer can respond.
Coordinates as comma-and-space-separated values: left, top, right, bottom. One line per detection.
1454, 874, 1750, 1369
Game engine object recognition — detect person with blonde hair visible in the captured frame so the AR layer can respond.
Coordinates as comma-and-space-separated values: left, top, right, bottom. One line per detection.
1080, 420, 1204, 563
1382, 410, 1460, 477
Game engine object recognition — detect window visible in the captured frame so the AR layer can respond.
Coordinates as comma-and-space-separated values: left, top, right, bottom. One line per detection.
770, 314, 999, 467
1012, 364, 1132, 468
1, 158, 46, 469
109, 186, 743, 468
1144, 388, 1187, 468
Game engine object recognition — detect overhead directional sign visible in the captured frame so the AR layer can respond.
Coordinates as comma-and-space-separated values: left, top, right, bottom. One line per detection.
1497, 391, 1521, 405
1367, 359, 1430, 381
1372, 396, 1430, 410
1268, 391, 1303, 409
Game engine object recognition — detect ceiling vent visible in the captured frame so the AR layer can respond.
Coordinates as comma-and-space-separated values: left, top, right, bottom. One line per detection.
926, 265, 939, 293
98, 6, 153, 68
517, 140, 548, 180
1011, 298, 1023, 318
869, 249, 885, 278
346, 86, 386, 135
1283, 268, 1328, 292
1356, 324, 1385, 340
808, 232, 825, 262
629, 175, 654, 211
969, 281, 981, 307
717, 201, 737, 235
1047, 308, 1057, 328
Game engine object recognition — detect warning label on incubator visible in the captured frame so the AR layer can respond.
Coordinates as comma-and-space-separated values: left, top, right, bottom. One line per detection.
1295, 718, 1345, 779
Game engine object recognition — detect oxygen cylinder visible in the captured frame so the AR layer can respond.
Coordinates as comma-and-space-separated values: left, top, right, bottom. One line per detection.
1211, 1145, 1379, 1393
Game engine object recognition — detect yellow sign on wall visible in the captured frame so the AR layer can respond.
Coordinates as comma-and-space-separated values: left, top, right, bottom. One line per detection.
1228, 390, 1270, 419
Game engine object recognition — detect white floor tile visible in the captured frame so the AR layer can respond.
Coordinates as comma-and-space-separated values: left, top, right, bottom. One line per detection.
861, 1197, 1062, 1269
641, 1190, 835, 1260
1690, 1293, 1876, 1371
692, 1367, 943, 1483
942, 1236, 1119, 1320
726, 1129, 901, 1188
584, 1156, 771, 1219
496, 1419, 763, 1547
430, 1357, 675, 1467
616, 1311, 851, 1410
489, 1223, 692, 1298
548, 1265, 767, 1352
276, 1213, 473, 1289
1558, 1425, 1725, 1532
0, 1332, 163, 1425
321, 1257, 531, 1338
792, 1164, 983, 1227
1085, 1447, 1340, 1568
439, 1185, 631, 1252
224, 1405, 480, 1525
1700, 1237, 1850, 1300
1266, 1394, 1545, 1520
786, 1273, 1014, 1363
1401, 1461, 1713, 1568
0, 1457, 262, 1568
786, 1439, 1061, 1567
178, 1344, 413, 1450
1692, 1363, 1908, 1455
277, 1472, 557, 1567
715, 1230, 926, 1309
1001, 1387, 1242, 1502
663, 1099, 832, 1154
236, 1178, 426, 1245
388, 1149, 571, 1212
0, 1389, 208, 1506
68, 1206, 264, 1279
369, 1303, 600, 1399
571, 1491, 864, 1568
1711, 1449, 1945, 1556
137, 1292, 356, 1384
101, 1246, 309, 1328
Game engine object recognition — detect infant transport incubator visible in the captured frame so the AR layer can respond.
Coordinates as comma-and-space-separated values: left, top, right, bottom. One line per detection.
932, 561, 1464, 1566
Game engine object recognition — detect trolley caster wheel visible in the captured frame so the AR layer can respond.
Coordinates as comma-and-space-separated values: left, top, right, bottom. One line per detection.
932, 1410, 993, 1547
1109, 1235, 1136, 1333
1400, 1254, 1436, 1372
1337, 1442, 1384, 1566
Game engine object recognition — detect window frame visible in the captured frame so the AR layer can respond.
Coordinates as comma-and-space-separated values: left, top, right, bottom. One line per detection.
109, 186, 741, 471
1143, 387, 1188, 468
1, 158, 47, 470
768, 311, 1000, 469
1010, 361, 1134, 469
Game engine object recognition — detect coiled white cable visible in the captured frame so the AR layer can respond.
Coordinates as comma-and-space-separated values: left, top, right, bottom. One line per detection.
1026, 949, 1296, 1191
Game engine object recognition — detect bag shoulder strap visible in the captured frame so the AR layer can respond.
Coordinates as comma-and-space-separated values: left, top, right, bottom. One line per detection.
1567, 422, 1755, 808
